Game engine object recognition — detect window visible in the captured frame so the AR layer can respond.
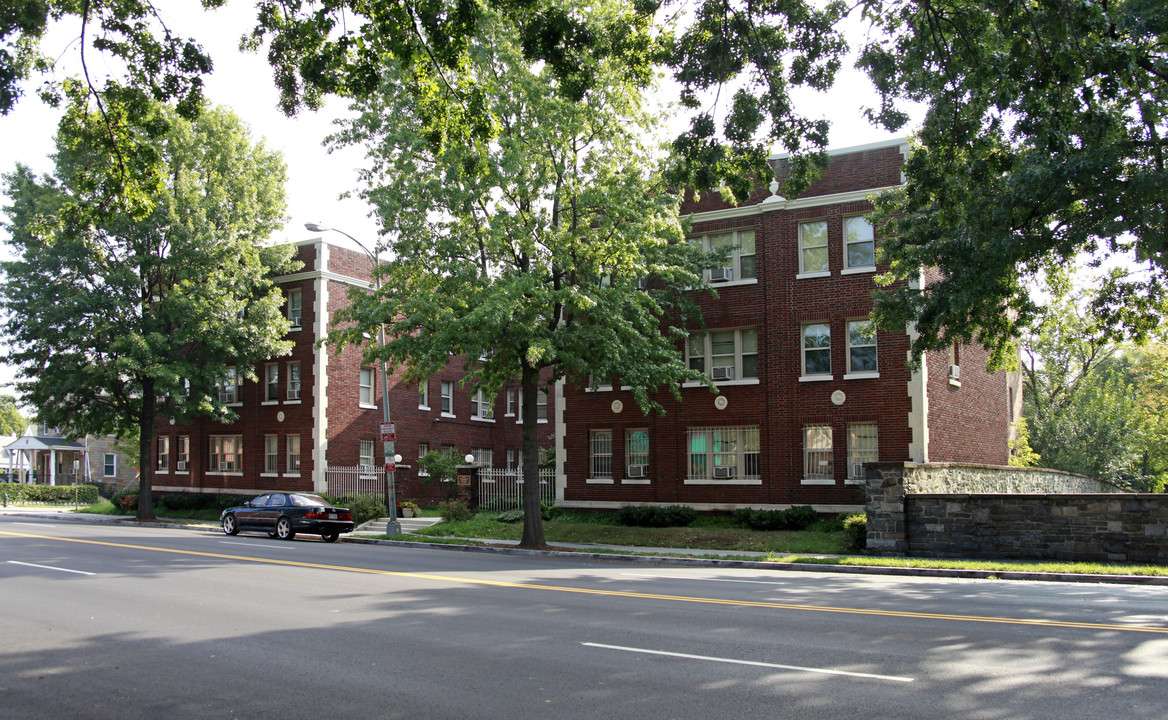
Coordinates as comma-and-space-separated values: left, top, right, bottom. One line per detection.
359, 438, 376, 469
103, 453, 117, 477
418, 442, 430, 475
471, 447, 493, 467
802, 323, 831, 377
505, 389, 516, 416
506, 449, 517, 470
286, 434, 300, 473
626, 429, 649, 478
264, 435, 279, 474
418, 378, 429, 409
472, 389, 495, 420
537, 389, 548, 421
265, 363, 279, 402
590, 430, 613, 478
441, 381, 454, 414
844, 216, 875, 269
691, 229, 756, 282
288, 289, 303, 327
688, 328, 758, 381
217, 367, 240, 404
157, 437, 169, 472
847, 424, 878, 480
209, 435, 242, 472
847, 319, 877, 374
176, 436, 189, 471
287, 362, 301, 400
799, 220, 829, 274
803, 425, 833, 481
686, 426, 760, 481
360, 368, 375, 406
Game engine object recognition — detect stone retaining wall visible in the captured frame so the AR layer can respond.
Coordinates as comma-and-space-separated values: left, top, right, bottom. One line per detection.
865, 462, 1165, 562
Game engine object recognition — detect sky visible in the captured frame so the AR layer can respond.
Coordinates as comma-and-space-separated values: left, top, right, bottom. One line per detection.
0, 2, 915, 404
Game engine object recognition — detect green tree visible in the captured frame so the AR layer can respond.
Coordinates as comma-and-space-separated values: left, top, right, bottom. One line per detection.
0, 101, 297, 519
0, 394, 27, 435
864, 0, 1168, 367
420, 448, 466, 501
330, 2, 711, 548
1098, 345, 1168, 492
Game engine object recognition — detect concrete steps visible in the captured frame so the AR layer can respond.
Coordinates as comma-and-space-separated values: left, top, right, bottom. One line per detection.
354, 515, 440, 536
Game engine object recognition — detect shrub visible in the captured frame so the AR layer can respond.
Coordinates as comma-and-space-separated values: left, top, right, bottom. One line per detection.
733, 506, 822, 531
479, 497, 521, 513
116, 491, 139, 512
618, 504, 698, 528
440, 499, 473, 522
540, 502, 561, 521
158, 493, 218, 511
0, 482, 101, 506
324, 494, 387, 526
842, 513, 867, 550
495, 509, 525, 523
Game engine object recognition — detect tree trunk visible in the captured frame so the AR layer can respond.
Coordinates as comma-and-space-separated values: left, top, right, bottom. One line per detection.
517, 364, 546, 548
136, 381, 156, 520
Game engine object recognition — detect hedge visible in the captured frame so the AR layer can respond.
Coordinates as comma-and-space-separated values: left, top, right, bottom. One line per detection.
0, 482, 100, 505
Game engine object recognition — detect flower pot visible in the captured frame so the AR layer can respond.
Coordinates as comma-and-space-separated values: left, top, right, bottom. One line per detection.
400, 508, 414, 518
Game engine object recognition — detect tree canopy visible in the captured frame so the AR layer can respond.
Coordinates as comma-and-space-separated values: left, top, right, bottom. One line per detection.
329, 1, 712, 547
865, 0, 1168, 367
1, 101, 297, 517
0, 394, 26, 436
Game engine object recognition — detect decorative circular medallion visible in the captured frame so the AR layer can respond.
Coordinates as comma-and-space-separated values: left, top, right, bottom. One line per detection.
168, 418, 175, 425
277, 411, 286, 422
611, 400, 624, 414
831, 390, 846, 406
714, 395, 729, 410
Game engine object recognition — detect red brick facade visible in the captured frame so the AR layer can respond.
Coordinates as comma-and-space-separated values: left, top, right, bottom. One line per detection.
559, 139, 1018, 512
153, 239, 552, 502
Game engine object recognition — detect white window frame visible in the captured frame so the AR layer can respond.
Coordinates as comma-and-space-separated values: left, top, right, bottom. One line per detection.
589, 429, 613, 482
418, 378, 430, 410
263, 434, 279, 475
685, 426, 761, 485
359, 367, 376, 407
843, 215, 876, 273
103, 452, 117, 477
471, 447, 493, 467
471, 389, 495, 421
217, 367, 241, 405
847, 423, 878, 484
264, 363, 279, 403
801, 322, 832, 380
690, 228, 757, 284
359, 438, 376, 470
440, 380, 454, 416
686, 328, 759, 384
624, 429, 650, 484
798, 220, 830, 277
287, 289, 303, 328
209, 435, 242, 474
287, 361, 301, 401
157, 436, 170, 473
803, 425, 834, 484
286, 434, 301, 474
537, 389, 548, 422
505, 389, 516, 416
417, 442, 430, 475
176, 436, 189, 472
845, 318, 878, 378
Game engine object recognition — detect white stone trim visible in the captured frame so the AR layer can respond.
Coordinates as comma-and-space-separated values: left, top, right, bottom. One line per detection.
312, 241, 330, 493
906, 269, 929, 463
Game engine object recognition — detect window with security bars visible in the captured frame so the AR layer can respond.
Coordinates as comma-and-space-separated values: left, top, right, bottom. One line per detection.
264, 434, 279, 474
177, 436, 189, 471
359, 438, 375, 469
803, 425, 833, 480
209, 435, 241, 472
418, 442, 430, 475
847, 424, 878, 479
686, 426, 760, 480
590, 430, 613, 478
286, 434, 300, 473
471, 447, 493, 467
626, 429, 649, 477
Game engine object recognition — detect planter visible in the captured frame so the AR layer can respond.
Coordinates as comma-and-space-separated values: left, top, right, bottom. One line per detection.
400, 508, 414, 518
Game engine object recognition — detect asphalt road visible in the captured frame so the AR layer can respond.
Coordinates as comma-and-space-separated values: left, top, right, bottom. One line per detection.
2, 515, 1167, 719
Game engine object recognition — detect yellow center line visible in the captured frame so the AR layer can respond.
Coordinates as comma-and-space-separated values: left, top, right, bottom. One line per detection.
5, 529, 1167, 635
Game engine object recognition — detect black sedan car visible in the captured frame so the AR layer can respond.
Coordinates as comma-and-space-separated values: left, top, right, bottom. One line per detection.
220, 492, 355, 542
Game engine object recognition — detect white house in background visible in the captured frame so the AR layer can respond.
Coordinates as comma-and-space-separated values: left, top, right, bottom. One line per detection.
3, 424, 137, 487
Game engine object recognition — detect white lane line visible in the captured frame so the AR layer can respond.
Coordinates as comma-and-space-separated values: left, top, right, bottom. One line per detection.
218, 541, 296, 550
582, 643, 914, 683
7, 560, 94, 576
624, 573, 789, 586
13, 522, 58, 528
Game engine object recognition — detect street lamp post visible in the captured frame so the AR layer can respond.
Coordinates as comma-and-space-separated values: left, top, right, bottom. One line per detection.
305, 222, 401, 536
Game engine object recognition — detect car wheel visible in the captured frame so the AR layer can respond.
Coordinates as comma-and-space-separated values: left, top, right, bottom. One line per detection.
275, 516, 295, 540
321, 530, 339, 543
222, 514, 239, 536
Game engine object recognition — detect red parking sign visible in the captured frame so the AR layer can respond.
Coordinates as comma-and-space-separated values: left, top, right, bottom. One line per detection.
380, 422, 396, 443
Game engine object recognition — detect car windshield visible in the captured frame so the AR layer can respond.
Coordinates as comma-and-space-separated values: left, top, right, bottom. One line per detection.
290, 494, 328, 507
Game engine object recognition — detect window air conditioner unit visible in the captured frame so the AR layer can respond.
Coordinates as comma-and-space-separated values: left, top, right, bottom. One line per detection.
627, 465, 648, 478
176, 461, 187, 471
709, 267, 734, 282
633, 277, 648, 290
852, 463, 865, 478
711, 366, 735, 381
713, 466, 737, 479
290, 316, 302, 327
949, 364, 961, 380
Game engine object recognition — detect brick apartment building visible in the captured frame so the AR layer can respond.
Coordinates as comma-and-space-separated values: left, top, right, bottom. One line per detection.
153, 238, 552, 501
556, 138, 1022, 513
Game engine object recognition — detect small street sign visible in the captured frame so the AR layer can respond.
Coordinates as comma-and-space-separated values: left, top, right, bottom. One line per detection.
380, 422, 396, 443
